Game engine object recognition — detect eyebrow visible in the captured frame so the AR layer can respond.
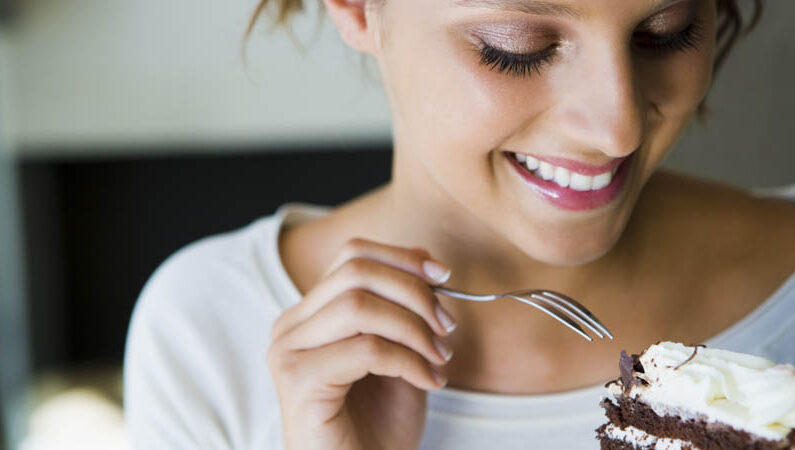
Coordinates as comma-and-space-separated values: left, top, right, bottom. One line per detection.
454, 0, 583, 19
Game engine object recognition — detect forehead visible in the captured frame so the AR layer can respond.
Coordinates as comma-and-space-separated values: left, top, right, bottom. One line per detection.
452, 0, 687, 20
454, 0, 582, 18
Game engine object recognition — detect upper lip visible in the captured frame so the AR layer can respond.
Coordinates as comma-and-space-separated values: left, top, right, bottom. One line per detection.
510, 152, 631, 176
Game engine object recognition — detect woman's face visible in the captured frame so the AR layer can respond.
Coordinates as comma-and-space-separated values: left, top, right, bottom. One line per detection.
369, 0, 716, 266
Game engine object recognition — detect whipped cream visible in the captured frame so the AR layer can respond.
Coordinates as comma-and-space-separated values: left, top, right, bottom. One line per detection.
609, 341, 795, 441
603, 424, 691, 450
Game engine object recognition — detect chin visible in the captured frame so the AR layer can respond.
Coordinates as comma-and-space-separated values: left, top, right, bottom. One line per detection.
528, 243, 614, 267
513, 225, 624, 267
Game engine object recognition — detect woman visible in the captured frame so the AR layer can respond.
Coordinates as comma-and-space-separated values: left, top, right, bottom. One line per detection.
124, 0, 795, 448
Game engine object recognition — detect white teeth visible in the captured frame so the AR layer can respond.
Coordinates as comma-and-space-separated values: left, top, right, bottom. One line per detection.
592, 172, 612, 190
569, 172, 593, 191
512, 152, 617, 191
525, 155, 539, 171
538, 161, 555, 181
553, 166, 570, 188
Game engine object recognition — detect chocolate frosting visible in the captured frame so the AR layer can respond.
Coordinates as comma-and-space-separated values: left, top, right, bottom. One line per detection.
619, 350, 646, 394
673, 344, 706, 370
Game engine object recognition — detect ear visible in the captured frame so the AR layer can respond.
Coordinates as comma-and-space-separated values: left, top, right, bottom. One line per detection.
322, 0, 381, 54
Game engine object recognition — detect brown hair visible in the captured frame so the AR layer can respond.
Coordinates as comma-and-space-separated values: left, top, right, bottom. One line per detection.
245, 0, 765, 118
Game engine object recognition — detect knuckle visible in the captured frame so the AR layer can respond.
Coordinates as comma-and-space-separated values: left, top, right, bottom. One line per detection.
270, 315, 287, 341
265, 343, 287, 374
341, 238, 367, 257
341, 257, 372, 279
356, 334, 383, 359
269, 323, 281, 341
338, 290, 372, 316
273, 351, 302, 382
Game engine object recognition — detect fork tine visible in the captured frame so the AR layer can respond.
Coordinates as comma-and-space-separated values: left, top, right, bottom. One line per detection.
530, 292, 605, 339
505, 295, 593, 342
540, 290, 614, 339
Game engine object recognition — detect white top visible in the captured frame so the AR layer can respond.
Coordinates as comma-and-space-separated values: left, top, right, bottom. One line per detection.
123, 189, 795, 450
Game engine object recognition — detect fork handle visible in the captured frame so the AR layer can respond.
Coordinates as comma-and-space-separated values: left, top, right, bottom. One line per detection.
433, 287, 498, 302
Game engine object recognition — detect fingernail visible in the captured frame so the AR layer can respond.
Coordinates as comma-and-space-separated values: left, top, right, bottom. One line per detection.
435, 304, 457, 333
431, 368, 448, 387
433, 336, 453, 362
423, 260, 451, 284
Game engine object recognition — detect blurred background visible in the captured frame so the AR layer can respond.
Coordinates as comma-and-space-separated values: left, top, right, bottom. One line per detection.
0, 0, 793, 448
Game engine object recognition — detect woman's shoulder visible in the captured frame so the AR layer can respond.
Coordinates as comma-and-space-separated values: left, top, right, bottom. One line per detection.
642, 171, 795, 342
130, 204, 326, 324
137, 216, 277, 310
124, 212, 293, 449
650, 170, 795, 243
661, 169, 794, 272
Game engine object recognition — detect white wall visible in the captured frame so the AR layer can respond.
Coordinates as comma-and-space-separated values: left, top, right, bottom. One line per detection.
7, 0, 392, 154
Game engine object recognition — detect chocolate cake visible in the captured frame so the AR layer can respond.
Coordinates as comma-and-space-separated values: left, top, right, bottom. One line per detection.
596, 341, 795, 450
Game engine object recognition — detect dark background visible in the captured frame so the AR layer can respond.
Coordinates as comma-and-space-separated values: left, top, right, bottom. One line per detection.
19, 145, 392, 372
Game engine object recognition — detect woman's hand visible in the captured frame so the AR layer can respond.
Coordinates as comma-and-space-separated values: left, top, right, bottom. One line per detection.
267, 238, 457, 450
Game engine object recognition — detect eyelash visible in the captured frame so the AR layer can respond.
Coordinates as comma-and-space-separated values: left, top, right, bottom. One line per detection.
478, 17, 704, 79
478, 41, 558, 78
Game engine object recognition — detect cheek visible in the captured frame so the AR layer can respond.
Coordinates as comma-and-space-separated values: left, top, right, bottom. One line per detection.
639, 23, 717, 116
381, 24, 553, 185
641, 51, 715, 118
637, 0, 717, 117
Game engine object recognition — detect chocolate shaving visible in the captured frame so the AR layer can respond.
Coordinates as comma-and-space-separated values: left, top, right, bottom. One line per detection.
619, 350, 646, 394
632, 354, 645, 373
673, 344, 706, 370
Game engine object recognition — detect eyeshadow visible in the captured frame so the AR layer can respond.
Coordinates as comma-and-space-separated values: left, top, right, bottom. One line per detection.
642, 0, 700, 34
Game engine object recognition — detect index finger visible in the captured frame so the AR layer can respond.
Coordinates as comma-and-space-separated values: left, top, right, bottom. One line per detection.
322, 238, 451, 285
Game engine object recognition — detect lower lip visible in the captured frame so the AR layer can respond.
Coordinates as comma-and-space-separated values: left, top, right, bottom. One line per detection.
505, 152, 635, 211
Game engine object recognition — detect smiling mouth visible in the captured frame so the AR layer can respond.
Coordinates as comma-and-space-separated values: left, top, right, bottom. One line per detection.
503, 150, 636, 211
507, 152, 623, 191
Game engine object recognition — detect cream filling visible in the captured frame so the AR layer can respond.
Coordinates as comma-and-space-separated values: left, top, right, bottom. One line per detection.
512, 152, 617, 191
603, 424, 697, 450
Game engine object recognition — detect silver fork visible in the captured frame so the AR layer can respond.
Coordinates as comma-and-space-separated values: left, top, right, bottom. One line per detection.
433, 286, 613, 342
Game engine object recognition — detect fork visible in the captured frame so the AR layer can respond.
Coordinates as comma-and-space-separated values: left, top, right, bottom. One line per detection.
433, 286, 613, 342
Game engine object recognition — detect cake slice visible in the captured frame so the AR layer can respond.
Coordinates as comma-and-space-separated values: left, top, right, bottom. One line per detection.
597, 341, 795, 450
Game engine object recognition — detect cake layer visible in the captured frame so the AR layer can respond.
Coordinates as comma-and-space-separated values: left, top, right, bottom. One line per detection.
600, 396, 795, 450
596, 423, 694, 450
598, 438, 653, 450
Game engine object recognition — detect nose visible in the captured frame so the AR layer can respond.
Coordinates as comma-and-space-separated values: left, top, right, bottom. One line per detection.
561, 43, 646, 158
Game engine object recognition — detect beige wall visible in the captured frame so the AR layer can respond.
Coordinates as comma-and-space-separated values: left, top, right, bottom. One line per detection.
1, 31, 31, 450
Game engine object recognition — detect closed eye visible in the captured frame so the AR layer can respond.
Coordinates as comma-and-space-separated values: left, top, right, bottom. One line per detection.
477, 41, 559, 78
477, 17, 704, 79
